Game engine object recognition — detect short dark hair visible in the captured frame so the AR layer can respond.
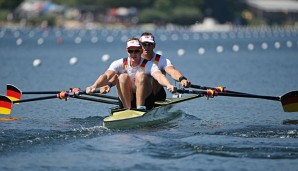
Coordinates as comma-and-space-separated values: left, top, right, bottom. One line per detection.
139, 32, 155, 44
127, 37, 139, 42
140, 32, 153, 37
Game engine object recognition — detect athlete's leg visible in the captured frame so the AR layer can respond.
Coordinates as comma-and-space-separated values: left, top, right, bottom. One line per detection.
117, 73, 133, 109
135, 72, 152, 107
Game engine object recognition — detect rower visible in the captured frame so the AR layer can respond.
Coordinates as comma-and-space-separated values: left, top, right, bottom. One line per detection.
86, 38, 177, 110
139, 32, 191, 102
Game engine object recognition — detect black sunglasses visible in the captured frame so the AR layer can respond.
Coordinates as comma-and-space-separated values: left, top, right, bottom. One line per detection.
128, 49, 141, 54
141, 42, 154, 47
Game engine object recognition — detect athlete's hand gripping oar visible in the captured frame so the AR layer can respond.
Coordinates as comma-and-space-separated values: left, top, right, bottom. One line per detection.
85, 85, 118, 100
190, 84, 248, 95
69, 87, 119, 105
177, 89, 298, 112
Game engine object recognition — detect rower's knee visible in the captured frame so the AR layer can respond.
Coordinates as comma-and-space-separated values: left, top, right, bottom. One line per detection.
118, 73, 130, 84
135, 72, 149, 84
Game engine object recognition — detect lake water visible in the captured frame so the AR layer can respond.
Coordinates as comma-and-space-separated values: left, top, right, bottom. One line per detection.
0, 26, 298, 171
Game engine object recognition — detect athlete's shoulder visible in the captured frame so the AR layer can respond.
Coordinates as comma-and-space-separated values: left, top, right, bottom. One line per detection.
110, 58, 127, 67
160, 54, 169, 60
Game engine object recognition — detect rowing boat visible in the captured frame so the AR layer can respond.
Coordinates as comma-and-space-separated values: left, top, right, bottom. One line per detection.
103, 94, 201, 129
1, 84, 297, 128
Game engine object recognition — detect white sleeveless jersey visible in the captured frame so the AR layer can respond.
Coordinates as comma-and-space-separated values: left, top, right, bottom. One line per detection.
108, 57, 159, 92
150, 53, 173, 75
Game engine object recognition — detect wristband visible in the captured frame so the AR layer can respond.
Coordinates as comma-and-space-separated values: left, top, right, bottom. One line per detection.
107, 82, 114, 88
178, 76, 187, 82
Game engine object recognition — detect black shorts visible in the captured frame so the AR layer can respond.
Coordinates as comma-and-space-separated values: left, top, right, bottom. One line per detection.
154, 87, 167, 102
118, 92, 155, 110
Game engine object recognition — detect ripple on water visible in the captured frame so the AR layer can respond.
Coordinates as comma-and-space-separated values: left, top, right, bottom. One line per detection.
0, 116, 110, 153
211, 125, 298, 138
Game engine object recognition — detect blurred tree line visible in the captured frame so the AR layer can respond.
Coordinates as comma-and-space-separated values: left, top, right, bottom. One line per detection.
0, 0, 247, 26
0, 0, 22, 21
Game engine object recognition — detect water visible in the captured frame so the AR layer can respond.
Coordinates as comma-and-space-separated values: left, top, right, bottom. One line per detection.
0, 26, 298, 171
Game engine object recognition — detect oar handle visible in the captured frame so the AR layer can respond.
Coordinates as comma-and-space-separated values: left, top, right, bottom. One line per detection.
20, 88, 102, 95
58, 88, 115, 99
87, 93, 119, 100
177, 89, 209, 96
190, 84, 248, 95
57, 87, 102, 98
73, 96, 119, 105
191, 84, 227, 93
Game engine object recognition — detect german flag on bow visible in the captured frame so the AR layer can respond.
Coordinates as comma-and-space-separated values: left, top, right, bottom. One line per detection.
281, 91, 298, 112
6, 84, 22, 101
0, 95, 12, 114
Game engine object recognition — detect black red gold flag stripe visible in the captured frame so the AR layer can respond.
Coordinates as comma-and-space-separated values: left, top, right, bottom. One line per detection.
281, 97, 298, 112
154, 54, 161, 65
0, 95, 12, 114
140, 59, 148, 71
281, 91, 298, 112
6, 84, 22, 101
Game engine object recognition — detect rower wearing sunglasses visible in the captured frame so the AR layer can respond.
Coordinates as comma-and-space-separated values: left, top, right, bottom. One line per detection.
139, 32, 191, 102
86, 38, 176, 110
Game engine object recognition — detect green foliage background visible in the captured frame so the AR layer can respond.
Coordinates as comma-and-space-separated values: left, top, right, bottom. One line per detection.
0, 0, 247, 25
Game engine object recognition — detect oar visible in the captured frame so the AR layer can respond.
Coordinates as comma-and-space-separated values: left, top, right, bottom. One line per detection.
0, 95, 59, 115
177, 89, 298, 112
6, 84, 118, 100
86, 93, 119, 100
73, 96, 119, 105
12, 95, 58, 103
190, 84, 248, 95
0, 88, 117, 115
22, 91, 60, 94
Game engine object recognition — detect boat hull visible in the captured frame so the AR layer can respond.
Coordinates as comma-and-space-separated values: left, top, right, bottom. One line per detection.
102, 94, 201, 129
103, 105, 181, 129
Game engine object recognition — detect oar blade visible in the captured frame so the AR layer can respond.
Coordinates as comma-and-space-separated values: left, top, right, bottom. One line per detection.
0, 95, 13, 115
281, 91, 298, 112
6, 84, 22, 101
